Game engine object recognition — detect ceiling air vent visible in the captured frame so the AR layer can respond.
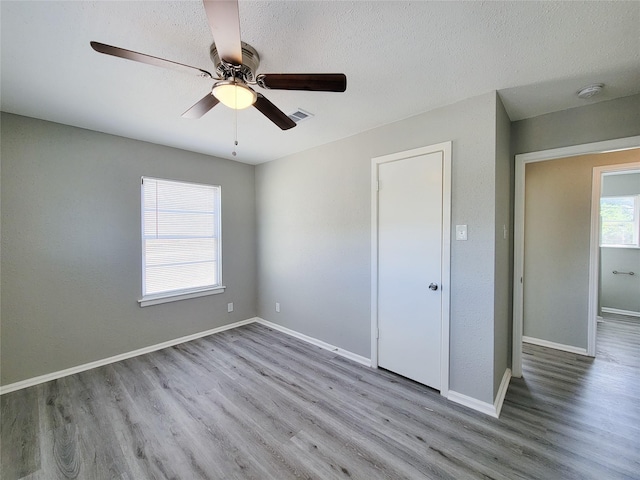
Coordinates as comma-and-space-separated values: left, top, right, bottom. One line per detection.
287, 108, 314, 124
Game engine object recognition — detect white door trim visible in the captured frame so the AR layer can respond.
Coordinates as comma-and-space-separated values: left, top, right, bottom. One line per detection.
371, 141, 451, 396
512, 135, 640, 378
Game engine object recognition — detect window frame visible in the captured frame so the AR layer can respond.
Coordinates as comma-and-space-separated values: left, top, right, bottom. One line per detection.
138, 176, 225, 307
600, 194, 640, 248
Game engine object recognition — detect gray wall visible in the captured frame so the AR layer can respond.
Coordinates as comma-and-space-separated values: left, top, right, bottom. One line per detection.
512, 94, 640, 155
1, 113, 257, 385
523, 149, 640, 348
600, 172, 640, 314
600, 248, 640, 313
256, 91, 506, 404
493, 94, 512, 397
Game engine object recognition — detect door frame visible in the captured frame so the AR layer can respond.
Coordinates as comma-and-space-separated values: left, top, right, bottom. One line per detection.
370, 142, 451, 397
591, 163, 640, 318
512, 135, 640, 378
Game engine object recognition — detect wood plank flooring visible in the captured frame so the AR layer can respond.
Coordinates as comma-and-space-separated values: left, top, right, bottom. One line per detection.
2, 319, 639, 479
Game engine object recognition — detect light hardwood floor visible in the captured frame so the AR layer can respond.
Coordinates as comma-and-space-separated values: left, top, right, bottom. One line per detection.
2, 319, 639, 479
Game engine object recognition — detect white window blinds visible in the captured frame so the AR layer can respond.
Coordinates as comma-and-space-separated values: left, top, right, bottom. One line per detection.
142, 177, 221, 298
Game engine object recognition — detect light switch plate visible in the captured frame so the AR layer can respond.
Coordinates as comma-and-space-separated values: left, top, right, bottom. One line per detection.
456, 224, 468, 241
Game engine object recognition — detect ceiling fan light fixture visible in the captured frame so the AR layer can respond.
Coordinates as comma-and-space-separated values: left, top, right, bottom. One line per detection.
212, 80, 257, 110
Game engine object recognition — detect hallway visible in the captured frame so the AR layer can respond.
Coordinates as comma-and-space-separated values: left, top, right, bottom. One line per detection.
502, 317, 639, 478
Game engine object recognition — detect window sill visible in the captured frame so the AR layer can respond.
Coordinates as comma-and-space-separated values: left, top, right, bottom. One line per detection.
600, 245, 640, 250
139, 286, 226, 307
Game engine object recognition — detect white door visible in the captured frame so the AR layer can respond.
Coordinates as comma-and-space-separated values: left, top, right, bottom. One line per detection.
376, 150, 444, 389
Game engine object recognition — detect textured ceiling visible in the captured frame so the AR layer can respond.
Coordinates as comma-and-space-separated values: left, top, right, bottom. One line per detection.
2, 1, 639, 164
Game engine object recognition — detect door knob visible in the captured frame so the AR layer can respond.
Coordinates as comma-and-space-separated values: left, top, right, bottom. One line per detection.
429, 283, 438, 291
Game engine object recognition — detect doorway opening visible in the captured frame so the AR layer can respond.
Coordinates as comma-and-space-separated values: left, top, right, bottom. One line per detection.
596, 168, 640, 323
512, 136, 640, 378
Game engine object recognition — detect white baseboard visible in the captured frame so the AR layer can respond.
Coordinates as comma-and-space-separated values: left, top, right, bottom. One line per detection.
522, 336, 588, 356
0, 318, 258, 395
601, 307, 640, 318
255, 318, 371, 367
448, 368, 511, 419
494, 368, 511, 417
448, 391, 499, 418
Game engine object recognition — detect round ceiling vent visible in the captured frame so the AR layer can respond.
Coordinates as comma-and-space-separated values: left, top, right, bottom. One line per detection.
577, 84, 604, 99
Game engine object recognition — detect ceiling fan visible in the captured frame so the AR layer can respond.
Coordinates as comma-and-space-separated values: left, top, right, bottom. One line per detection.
91, 0, 347, 131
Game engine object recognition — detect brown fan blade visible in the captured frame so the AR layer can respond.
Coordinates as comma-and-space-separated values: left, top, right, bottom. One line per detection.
181, 94, 220, 119
202, 0, 242, 65
90, 42, 212, 78
253, 94, 296, 130
256, 73, 347, 92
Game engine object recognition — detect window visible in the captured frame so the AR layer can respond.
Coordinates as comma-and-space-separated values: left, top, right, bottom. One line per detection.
140, 177, 223, 306
600, 195, 640, 247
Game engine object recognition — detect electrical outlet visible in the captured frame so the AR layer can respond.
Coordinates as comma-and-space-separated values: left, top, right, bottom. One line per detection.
227, 302, 233, 312
275, 302, 280, 313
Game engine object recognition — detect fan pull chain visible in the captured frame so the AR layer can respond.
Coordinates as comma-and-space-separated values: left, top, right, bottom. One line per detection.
232, 79, 238, 157
232, 108, 238, 156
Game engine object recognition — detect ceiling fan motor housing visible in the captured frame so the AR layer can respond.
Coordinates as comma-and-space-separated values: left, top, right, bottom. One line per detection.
210, 41, 260, 81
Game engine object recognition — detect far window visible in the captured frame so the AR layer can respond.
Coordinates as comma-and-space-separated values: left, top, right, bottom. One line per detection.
140, 177, 222, 305
600, 195, 639, 247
